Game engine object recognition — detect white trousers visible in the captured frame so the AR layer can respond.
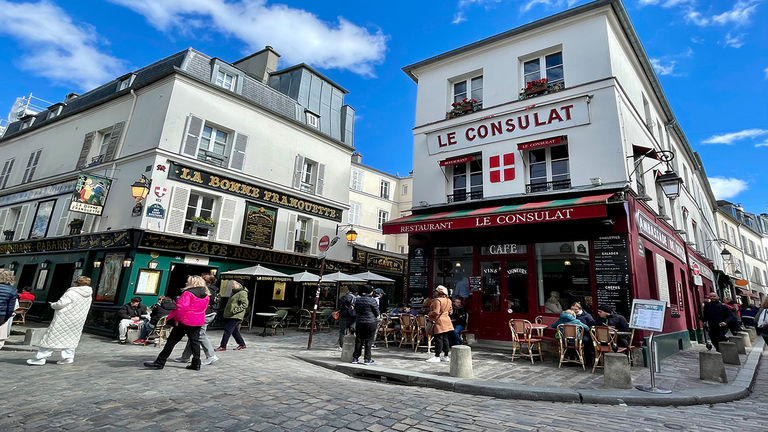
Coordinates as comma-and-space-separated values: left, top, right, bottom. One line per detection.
36, 348, 76, 360
118, 319, 140, 340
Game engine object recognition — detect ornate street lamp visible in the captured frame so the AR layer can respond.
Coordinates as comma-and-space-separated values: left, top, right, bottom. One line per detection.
131, 174, 152, 216
656, 170, 683, 200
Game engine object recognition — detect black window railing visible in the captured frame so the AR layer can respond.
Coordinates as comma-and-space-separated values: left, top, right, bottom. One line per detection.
526, 179, 571, 193
447, 190, 483, 203
197, 150, 227, 168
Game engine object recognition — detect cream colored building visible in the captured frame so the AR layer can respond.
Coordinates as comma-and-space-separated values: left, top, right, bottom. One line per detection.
716, 202, 768, 303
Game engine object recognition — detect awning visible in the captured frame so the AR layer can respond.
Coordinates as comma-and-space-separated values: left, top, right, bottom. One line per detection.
517, 136, 565, 151
221, 264, 293, 281
351, 271, 395, 283
632, 144, 660, 160
383, 193, 614, 235
439, 155, 477, 167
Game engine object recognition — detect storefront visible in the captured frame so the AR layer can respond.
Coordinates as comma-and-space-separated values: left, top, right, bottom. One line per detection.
352, 246, 406, 305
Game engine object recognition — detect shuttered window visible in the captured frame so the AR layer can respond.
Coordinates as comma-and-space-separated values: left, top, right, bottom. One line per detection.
22, 150, 42, 184
0, 159, 14, 189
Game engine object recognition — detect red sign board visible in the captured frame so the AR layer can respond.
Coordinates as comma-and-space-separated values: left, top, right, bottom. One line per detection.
318, 235, 330, 252
691, 263, 700, 276
517, 136, 563, 151
439, 155, 475, 167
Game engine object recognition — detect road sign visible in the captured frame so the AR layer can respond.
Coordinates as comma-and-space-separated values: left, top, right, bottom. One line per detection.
318, 235, 330, 252
691, 263, 700, 276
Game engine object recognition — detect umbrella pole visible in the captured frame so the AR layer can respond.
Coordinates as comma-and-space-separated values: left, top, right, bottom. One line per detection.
307, 257, 326, 350
248, 280, 257, 331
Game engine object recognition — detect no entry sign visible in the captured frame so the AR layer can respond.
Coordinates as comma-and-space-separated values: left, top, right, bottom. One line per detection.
692, 263, 700, 276
318, 235, 330, 252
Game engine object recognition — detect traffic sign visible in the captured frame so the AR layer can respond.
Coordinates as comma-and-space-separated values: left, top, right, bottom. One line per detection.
318, 235, 330, 252
691, 263, 700, 276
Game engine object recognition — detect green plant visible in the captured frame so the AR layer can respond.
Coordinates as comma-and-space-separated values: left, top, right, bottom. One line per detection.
191, 216, 217, 227
295, 238, 311, 248
68, 218, 84, 228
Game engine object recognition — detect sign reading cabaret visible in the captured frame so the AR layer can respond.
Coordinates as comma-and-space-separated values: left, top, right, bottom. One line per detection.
382, 205, 606, 234
0, 230, 133, 254
634, 210, 686, 262
169, 162, 343, 222
426, 97, 589, 155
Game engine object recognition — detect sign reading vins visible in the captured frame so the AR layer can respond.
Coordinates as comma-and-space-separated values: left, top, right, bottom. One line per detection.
241, 203, 277, 248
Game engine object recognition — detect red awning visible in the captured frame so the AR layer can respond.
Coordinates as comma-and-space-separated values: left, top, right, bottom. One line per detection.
383, 193, 614, 235
632, 144, 660, 160
517, 136, 564, 151
439, 155, 476, 167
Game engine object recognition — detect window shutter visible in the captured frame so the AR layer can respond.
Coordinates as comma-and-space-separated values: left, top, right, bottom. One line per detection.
310, 220, 319, 255
103, 122, 125, 162
182, 115, 204, 157
82, 214, 95, 233
15, 204, 29, 240
315, 163, 325, 195
0, 209, 7, 231
1, 159, 14, 188
229, 132, 248, 171
286, 214, 297, 250
55, 206, 71, 236
167, 186, 190, 234
216, 198, 237, 242
292, 155, 304, 189
76, 132, 95, 169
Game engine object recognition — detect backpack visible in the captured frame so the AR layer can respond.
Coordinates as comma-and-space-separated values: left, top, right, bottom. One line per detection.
341, 293, 356, 318
208, 286, 221, 312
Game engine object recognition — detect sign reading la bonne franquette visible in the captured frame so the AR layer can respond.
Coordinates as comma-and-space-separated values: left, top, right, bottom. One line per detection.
426, 97, 590, 155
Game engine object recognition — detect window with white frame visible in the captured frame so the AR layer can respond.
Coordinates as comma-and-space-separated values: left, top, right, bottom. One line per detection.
453, 75, 483, 104
377, 210, 389, 230
350, 169, 364, 191
728, 226, 736, 244
523, 51, 563, 86
379, 179, 391, 199
0, 158, 14, 189
20, 118, 33, 129
528, 145, 569, 192
183, 192, 216, 237
97, 131, 112, 158
452, 157, 483, 202
305, 111, 319, 129
21, 150, 42, 184
301, 159, 317, 193
197, 125, 229, 166
399, 246, 406, 254
376, 242, 386, 251
401, 184, 408, 195
348, 201, 361, 225
215, 70, 236, 90
294, 217, 312, 252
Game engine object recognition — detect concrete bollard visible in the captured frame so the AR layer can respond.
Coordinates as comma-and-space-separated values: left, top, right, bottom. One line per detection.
450, 345, 473, 378
737, 332, 752, 349
728, 335, 746, 354
341, 334, 356, 363
744, 328, 757, 342
24, 328, 46, 346
603, 353, 632, 389
718, 342, 740, 365
699, 350, 727, 383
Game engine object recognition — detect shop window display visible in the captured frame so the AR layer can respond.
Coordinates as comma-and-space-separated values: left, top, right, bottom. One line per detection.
433, 247, 473, 298
536, 241, 592, 314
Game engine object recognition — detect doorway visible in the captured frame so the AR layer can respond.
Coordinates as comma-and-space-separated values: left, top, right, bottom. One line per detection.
166, 263, 216, 298
476, 259, 530, 339
48, 263, 76, 302
16, 264, 37, 292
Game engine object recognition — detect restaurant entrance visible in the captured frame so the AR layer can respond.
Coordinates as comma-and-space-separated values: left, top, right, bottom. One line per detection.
474, 258, 530, 340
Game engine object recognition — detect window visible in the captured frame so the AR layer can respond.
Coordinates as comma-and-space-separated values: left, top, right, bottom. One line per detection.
305, 111, 319, 129
683, 165, 689, 188
656, 184, 667, 217
301, 160, 317, 193
453, 75, 483, 104
642, 94, 651, 128
728, 226, 736, 244
536, 241, 592, 315
376, 242, 386, 251
399, 246, 406, 254
380, 180, 391, 199
197, 125, 228, 166
527, 144, 569, 192
401, 184, 408, 195
22, 150, 42, 183
117, 74, 135, 91
740, 235, 746, 249
215, 70, 235, 90
634, 155, 646, 196
294, 217, 311, 253
293, 155, 324, 195
98, 132, 112, 157
0, 159, 14, 189
47, 105, 63, 119
692, 220, 700, 248
451, 158, 483, 202
183, 192, 215, 237
348, 201, 361, 225
350, 169, 364, 191
523, 52, 563, 86
20, 118, 33, 129
377, 210, 389, 230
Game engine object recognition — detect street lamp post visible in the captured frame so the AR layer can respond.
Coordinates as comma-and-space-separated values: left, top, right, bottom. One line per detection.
130, 174, 152, 216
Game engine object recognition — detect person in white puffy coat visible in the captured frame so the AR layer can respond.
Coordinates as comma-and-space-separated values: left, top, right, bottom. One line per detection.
27, 276, 93, 366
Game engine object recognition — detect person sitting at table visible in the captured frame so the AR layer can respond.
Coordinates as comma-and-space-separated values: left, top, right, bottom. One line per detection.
117, 297, 149, 344
595, 305, 630, 347
18, 287, 35, 301
450, 297, 467, 345
570, 302, 595, 364
134, 295, 176, 344
544, 291, 563, 314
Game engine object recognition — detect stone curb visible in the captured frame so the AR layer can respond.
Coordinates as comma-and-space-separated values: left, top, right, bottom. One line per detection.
295, 337, 764, 406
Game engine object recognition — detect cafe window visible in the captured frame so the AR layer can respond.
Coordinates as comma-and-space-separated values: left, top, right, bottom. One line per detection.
183, 192, 216, 237
433, 247, 473, 299
451, 158, 483, 202
453, 75, 483, 105
523, 51, 563, 87
527, 144, 569, 192
536, 241, 592, 314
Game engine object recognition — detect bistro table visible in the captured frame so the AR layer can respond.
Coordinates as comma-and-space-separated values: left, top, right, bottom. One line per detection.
254, 312, 277, 337
531, 323, 548, 337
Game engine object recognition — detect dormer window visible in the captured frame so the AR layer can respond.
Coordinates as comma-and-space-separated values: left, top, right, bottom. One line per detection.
117, 73, 136, 91
20, 116, 35, 129
47, 104, 64, 120
215, 70, 236, 90
305, 111, 319, 129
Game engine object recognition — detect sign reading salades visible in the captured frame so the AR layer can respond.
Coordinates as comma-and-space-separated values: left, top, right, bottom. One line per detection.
427, 97, 590, 155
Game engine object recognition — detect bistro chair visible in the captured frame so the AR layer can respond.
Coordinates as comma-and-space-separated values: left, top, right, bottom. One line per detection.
460, 312, 470, 344
317, 308, 334, 331
297, 309, 313, 331
414, 314, 433, 353
534, 315, 544, 338
375, 315, 396, 348
266, 309, 289, 335
508, 319, 543, 364
13, 300, 33, 325
591, 326, 627, 373
398, 314, 418, 349
144, 316, 170, 348
556, 324, 586, 370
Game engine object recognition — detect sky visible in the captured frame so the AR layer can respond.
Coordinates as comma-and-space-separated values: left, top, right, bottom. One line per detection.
0, 0, 765, 214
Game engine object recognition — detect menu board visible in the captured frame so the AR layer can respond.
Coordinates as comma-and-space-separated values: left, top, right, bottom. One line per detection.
629, 299, 666, 332
408, 247, 430, 297
240, 203, 277, 248
593, 235, 632, 317
469, 276, 482, 292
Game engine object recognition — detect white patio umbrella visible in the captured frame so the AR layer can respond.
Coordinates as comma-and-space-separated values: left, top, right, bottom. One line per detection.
221, 265, 292, 330
351, 271, 395, 283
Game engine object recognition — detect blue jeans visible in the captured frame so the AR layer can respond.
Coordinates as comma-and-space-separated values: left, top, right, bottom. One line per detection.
139, 321, 154, 340
219, 318, 245, 348
452, 325, 465, 345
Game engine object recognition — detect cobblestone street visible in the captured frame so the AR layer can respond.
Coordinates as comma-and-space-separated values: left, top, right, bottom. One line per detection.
1, 329, 767, 431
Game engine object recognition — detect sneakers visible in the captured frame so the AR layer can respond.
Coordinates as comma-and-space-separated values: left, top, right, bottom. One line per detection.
440, 356, 450, 362
352, 358, 359, 364
118, 339, 127, 345
27, 358, 46, 366
234, 345, 247, 351
425, 356, 441, 363
173, 357, 190, 363
57, 358, 74, 365
202, 355, 219, 365
364, 359, 375, 365
214, 347, 227, 352
132, 339, 146, 345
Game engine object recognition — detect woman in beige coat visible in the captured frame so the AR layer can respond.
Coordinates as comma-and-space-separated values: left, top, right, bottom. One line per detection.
426, 285, 454, 363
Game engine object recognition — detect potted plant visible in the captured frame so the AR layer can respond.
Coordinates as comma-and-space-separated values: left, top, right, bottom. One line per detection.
191, 216, 217, 227
68, 218, 84, 235
447, 98, 481, 119
295, 238, 311, 252
524, 78, 549, 96
2, 230, 14, 241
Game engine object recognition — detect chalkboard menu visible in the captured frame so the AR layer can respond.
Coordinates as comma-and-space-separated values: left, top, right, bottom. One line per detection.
408, 247, 430, 297
593, 235, 632, 317
240, 203, 277, 248
469, 276, 482, 292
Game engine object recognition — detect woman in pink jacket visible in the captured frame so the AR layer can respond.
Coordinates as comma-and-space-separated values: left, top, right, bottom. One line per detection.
145, 276, 209, 371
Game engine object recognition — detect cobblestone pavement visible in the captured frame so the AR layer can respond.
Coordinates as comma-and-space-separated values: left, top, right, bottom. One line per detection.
1, 328, 767, 431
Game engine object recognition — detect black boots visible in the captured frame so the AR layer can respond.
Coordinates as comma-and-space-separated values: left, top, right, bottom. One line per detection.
185, 358, 201, 371
144, 357, 166, 369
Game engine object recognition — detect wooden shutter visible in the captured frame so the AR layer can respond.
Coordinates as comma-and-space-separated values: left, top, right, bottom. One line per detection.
216, 198, 237, 242
0, 209, 7, 232
54, 204, 71, 236
182, 115, 204, 157
292, 155, 304, 189
315, 163, 325, 195
167, 186, 190, 234
286, 214, 297, 250
82, 214, 95, 233
0, 159, 14, 188
103, 122, 125, 162
310, 219, 319, 255
76, 132, 95, 169
14, 204, 29, 240
229, 132, 248, 171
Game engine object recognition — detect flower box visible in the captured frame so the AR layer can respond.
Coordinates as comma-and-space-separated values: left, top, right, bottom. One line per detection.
524, 83, 548, 96
447, 98, 481, 119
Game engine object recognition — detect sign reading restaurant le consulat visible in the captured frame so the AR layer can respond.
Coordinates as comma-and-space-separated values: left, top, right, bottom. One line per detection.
169, 162, 343, 222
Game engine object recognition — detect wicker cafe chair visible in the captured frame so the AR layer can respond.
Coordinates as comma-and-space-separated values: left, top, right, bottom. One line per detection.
398, 314, 418, 349
297, 309, 313, 330
13, 300, 33, 325
375, 315, 396, 348
460, 312, 470, 343
414, 314, 433, 353
508, 319, 543, 364
144, 316, 170, 348
556, 324, 585, 370
590, 326, 623, 373
534, 315, 544, 337
266, 309, 289, 335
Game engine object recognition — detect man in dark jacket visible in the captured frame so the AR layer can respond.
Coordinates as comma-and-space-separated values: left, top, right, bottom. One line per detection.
450, 297, 468, 345
337, 286, 358, 350
702, 292, 735, 351
135, 296, 176, 344
117, 297, 148, 344
351, 285, 380, 365
0, 270, 19, 327
595, 305, 630, 347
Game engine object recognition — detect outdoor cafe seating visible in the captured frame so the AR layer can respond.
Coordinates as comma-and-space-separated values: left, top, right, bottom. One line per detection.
508, 319, 543, 364
590, 325, 628, 373
556, 324, 586, 370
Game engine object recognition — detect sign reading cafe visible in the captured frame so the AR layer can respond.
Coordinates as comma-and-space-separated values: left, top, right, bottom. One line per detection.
69, 173, 112, 216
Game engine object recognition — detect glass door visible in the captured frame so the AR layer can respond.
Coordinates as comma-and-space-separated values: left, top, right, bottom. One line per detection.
505, 260, 529, 313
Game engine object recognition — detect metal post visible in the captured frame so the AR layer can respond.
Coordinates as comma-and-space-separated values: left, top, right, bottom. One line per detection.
306, 256, 326, 350
636, 331, 671, 393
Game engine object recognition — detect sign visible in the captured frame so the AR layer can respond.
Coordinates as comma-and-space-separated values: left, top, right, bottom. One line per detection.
488, 152, 515, 183
629, 299, 667, 332
0, 180, 76, 207
69, 173, 112, 216
469, 276, 482, 291
593, 235, 632, 318
516, 136, 564, 151
691, 263, 700, 276
318, 235, 330, 252
634, 210, 686, 262
688, 256, 714, 281
0, 230, 133, 254
481, 243, 528, 255
169, 162, 343, 222
240, 203, 277, 248
426, 97, 590, 155
439, 155, 475, 167
352, 248, 406, 274
408, 247, 430, 296
693, 274, 703, 286
146, 203, 166, 219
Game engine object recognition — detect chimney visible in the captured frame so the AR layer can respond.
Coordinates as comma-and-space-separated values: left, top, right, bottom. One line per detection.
351, 152, 362, 164
233, 46, 281, 83
65, 93, 79, 102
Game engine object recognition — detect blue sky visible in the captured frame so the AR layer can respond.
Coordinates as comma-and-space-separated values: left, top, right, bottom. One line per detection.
0, 0, 765, 214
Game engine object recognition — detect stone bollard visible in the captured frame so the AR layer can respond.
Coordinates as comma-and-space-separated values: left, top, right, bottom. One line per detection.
699, 350, 727, 383
737, 332, 752, 349
24, 328, 46, 346
603, 353, 632, 389
728, 334, 746, 354
744, 328, 757, 342
450, 345, 473, 378
718, 342, 740, 365
341, 334, 356, 363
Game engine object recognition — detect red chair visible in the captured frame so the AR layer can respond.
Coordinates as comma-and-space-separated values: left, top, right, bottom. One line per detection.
508, 319, 543, 364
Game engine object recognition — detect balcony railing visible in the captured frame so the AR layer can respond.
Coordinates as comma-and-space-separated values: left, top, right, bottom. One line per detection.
3, 230, 14, 241
197, 150, 227, 168
526, 179, 571, 193
447, 190, 483, 203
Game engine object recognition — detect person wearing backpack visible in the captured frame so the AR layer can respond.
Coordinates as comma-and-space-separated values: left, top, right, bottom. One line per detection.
337, 286, 358, 350
175, 273, 220, 365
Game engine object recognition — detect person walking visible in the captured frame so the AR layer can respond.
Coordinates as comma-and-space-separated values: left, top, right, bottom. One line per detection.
755, 297, 768, 344
215, 280, 248, 352
0, 270, 19, 350
337, 286, 357, 350
426, 285, 454, 363
702, 292, 735, 351
351, 285, 379, 365
26, 276, 93, 365
175, 273, 220, 365
144, 276, 209, 371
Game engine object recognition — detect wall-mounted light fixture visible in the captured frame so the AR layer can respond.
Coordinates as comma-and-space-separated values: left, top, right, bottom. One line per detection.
40, 260, 50, 269
656, 170, 683, 200
9, 261, 18, 271
122, 257, 134, 268
130, 174, 152, 217
564, 260, 572, 266
93, 259, 102, 268
210, 268, 218, 276
147, 259, 159, 270
335, 224, 358, 243
720, 248, 732, 262
74, 259, 84, 269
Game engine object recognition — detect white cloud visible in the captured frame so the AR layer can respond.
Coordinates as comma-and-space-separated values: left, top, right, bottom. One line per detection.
452, 11, 467, 24
764, 67, 768, 79
639, 0, 693, 7
685, 10, 710, 26
110, 0, 388, 77
724, 33, 745, 48
520, 0, 578, 13
702, 129, 768, 145
708, 177, 748, 200
0, 0, 127, 90
711, 1, 759, 26
650, 58, 677, 76
755, 139, 768, 148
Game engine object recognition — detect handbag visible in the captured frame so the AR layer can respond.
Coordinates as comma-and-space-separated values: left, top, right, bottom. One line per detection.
331, 310, 340, 320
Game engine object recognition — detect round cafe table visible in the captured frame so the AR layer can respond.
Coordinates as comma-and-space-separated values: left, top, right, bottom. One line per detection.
254, 312, 277, 337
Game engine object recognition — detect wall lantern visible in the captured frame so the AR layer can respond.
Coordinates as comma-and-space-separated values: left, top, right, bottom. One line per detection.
656, 170, 683, 200
9, 261, 17, 271
147, 259, 159, 270
40, 260, 50, 269
720, 248, 732, 262
130, 174, 152, 216
93, 259, 102, 268
75, 259, 84, 269
210, 268, 218, 276
335, 224, 358, 243
734, 269, 742, 278
123, 257, 134, 268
